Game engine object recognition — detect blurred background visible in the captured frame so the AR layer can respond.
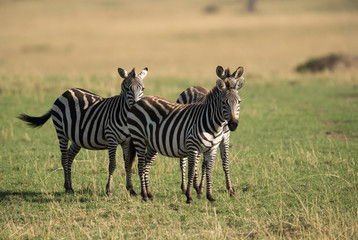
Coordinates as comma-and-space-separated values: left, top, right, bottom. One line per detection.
0, 0, 357, 81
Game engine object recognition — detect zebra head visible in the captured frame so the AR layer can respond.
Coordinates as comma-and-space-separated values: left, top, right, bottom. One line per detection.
118, 67, 148, 106
216, 66, 245, 131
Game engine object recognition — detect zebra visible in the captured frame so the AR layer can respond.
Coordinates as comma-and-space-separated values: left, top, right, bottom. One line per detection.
127, 66, 244, 204
18, 67, 148, 196
176, 67, 239, 198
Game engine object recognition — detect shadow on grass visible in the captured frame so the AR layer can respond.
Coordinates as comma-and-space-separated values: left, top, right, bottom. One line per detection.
0, 189, 105, 203
0, 191, 66, 203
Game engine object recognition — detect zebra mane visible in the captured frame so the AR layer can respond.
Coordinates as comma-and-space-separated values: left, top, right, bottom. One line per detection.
224, 68, 231, 79
224, 69, 238, 89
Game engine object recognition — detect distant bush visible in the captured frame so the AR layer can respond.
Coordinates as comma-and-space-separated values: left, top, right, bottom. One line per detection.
296, 53, 358, 73
203, 5, 219, 14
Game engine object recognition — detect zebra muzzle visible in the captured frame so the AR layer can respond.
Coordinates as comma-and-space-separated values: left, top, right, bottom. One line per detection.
228, 118, 238, 131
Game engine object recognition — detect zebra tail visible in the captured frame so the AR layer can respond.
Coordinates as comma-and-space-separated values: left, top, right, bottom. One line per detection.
17, 110, 52, 128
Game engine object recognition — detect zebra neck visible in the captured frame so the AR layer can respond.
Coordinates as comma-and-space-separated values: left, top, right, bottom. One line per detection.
200, 88, 226, 131
119, 92, 132, 109
111, 93, 130, 117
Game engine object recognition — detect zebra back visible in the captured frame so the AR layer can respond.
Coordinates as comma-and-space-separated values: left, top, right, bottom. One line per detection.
176, 86, 209, 104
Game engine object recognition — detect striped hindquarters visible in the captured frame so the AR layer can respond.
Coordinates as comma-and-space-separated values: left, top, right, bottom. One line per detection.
51, 88, 128, 150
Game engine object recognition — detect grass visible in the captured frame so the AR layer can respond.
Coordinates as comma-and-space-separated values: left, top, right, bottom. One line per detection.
1, 0, 358, 238
1, 74, 358, 239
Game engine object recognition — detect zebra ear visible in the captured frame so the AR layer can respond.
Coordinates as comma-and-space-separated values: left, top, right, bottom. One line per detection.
235, 77, 245, 91
232, 66, 244, 79
216, 79, 226, 91
216, 66, 226, 80
138, 67, 148, 80
118, 68, 128, 78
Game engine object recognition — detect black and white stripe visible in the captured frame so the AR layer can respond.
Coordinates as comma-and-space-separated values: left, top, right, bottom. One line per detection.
176, 80, 238, 198
128, 66, 244, 204
18, 67, 148, 196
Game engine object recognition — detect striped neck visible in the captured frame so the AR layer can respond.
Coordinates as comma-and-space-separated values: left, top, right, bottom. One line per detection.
120, 86, 134, 109
202, 87, 226, 128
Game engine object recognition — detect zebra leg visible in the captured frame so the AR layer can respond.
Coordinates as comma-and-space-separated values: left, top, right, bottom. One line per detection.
121, 140, 137, 196
106, 145, 117, 197
58, 138, 73, 193
204, 150, 217, 204
180, 157, 187, 194
197, 156, 207, 199
131, 138, 149, 201
193, 157, 200, 194
144, 147, 157, 200
182, 156, 201, 196
137, 149, 148, 201
185, 150, 199, 204
66, 143, 81, 193
219, 131, 235, 196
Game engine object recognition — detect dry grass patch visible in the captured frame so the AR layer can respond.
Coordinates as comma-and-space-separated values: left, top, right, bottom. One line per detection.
0, 0, 357, 80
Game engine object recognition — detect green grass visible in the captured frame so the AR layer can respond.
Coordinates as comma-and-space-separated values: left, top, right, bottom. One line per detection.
0, 74, 357, 239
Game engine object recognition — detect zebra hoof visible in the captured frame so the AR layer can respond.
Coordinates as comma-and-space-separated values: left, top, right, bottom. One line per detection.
197, 193, 204, 199
129, 189, 137, 196
148, 193, 154, 201
181, 185, 186, 194
141, 191, 148, 201
229, 190, 236, 197
210, 199, 217, 205
207, 196, 217, 204
65, 188, 74, 194
106, 191, 113, 197
186, 198, 193, 204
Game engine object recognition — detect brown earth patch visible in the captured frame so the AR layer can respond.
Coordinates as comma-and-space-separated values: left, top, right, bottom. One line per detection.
325, 131, 356, 140
321, 121, 340, 125
338, 92, 358, 102
320, 120, 352, 125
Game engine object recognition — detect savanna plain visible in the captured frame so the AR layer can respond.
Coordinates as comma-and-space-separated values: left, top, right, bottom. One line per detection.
0, 0, 358, 239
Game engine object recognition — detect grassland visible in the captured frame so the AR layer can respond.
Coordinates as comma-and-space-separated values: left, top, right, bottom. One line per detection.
1, 74, 358, 239
1, 0, 358, 239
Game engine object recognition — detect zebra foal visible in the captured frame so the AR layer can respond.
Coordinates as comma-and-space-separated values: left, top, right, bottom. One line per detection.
18, 67, 148, 196
128, 66, 245, 204
176, 67, 241, 198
